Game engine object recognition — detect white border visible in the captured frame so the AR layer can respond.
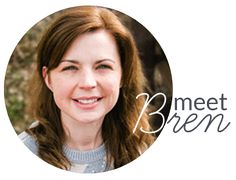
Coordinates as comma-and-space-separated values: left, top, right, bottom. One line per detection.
1, 0, 236, 179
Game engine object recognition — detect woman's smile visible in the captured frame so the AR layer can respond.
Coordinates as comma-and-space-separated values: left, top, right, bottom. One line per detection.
72, 96, 103, 110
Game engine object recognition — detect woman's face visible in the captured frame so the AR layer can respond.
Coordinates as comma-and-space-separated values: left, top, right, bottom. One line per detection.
43, 29, 122, 125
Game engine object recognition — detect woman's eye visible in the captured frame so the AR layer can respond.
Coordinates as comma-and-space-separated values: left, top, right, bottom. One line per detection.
62, 66, 78, 71
97, 64, 112, 70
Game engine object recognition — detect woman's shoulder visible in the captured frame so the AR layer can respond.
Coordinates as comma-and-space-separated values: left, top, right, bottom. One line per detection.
18, 130, 38, 155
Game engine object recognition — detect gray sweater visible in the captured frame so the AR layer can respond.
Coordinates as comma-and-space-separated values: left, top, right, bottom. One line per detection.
19, 131, 111, 173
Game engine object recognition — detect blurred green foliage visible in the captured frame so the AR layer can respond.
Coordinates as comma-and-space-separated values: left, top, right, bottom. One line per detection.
4, 13, 60, 134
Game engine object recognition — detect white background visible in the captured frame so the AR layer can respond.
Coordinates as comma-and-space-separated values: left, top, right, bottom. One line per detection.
0, 0, 235, 179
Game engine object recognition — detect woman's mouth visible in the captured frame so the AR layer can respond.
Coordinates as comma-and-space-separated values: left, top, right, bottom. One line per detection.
78, 98, 99, 104
72, 96, 103, 109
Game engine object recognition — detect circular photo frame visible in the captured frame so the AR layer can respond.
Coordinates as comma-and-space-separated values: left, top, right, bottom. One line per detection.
4, 5, 172, 173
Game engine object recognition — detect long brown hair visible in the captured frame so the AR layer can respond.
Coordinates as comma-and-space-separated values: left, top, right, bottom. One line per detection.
27, 6, 155, 170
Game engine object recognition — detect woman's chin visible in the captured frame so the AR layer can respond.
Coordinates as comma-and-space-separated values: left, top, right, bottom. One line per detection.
73, 114, 104, 125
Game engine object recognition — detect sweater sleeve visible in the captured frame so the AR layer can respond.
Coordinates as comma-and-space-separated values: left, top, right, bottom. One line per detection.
18, 131, 38, 155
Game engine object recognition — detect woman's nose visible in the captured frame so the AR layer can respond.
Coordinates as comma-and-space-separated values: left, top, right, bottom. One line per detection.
78, 69, 97, 90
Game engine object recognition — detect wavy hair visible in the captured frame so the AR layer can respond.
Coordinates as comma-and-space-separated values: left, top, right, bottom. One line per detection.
27, 6, 155, 170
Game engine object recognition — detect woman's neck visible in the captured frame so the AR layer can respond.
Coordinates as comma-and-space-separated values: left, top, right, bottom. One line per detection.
61, 114, 104, 151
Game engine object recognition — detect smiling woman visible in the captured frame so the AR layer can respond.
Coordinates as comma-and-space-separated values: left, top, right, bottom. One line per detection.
5, 5, 172, 173
12, 6, 157, 173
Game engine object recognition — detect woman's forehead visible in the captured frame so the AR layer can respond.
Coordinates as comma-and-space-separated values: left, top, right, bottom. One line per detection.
61, 29, 120, 63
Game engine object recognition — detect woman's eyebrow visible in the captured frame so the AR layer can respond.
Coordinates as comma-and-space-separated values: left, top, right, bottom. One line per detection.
60, 60, 80, 64
61, 59, 116, 64
96, 59, 115, 64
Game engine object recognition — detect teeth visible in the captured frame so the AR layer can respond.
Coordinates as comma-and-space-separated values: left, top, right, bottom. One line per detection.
78, 98, 98, 104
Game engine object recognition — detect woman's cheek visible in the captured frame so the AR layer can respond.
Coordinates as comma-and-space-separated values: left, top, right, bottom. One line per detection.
53, 77, 75, 98
105, 79, 121, 101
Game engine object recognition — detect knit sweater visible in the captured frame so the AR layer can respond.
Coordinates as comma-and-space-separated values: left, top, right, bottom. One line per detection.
19, 131, 111, 173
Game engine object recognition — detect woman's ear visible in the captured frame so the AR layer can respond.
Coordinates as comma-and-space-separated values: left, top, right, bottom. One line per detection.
42, 66, 52, 91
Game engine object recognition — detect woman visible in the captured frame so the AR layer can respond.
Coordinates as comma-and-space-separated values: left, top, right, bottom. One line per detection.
19, 6, 155, 173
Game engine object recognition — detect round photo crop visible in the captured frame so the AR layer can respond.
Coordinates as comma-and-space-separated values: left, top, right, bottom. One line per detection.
4, 5, 172, 173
